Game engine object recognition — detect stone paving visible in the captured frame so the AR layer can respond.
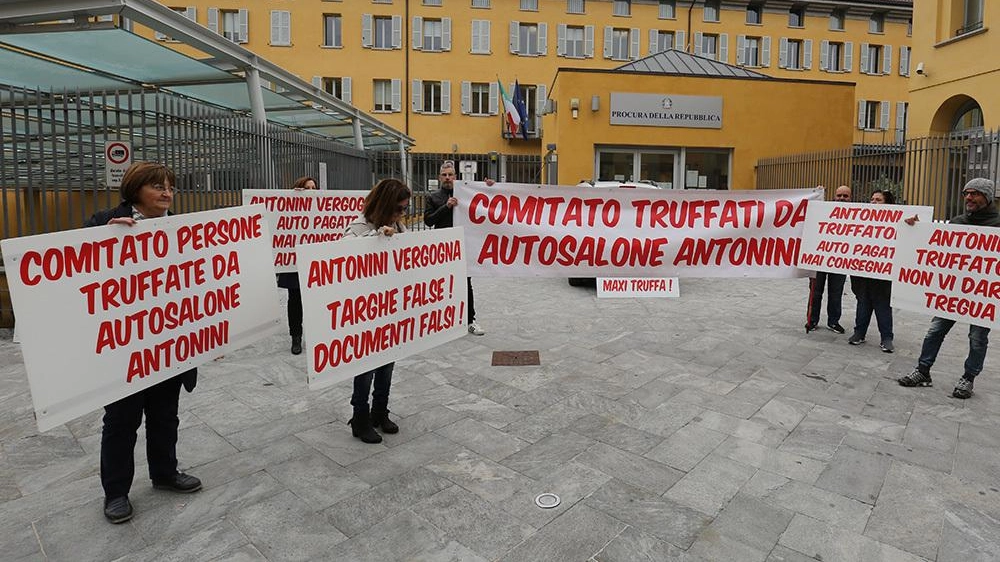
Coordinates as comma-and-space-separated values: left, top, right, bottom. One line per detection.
2, 276, 1000, 562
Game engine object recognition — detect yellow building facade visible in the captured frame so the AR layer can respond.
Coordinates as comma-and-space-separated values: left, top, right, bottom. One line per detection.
545, 62, 856, 189
907, 0, 995, 135
142, 0, 911, 162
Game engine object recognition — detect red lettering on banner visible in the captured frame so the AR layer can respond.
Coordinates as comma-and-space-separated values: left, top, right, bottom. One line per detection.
326, 289, 399, 330
630, 279, 667, 292
923, 292, 996, 321
176, 214, 262, 254
96, 283, 241, 353
816, 240, 850, 254
673, 237, 798, 267
773, 199, 808, 228
391, 241, 462, 271
312, 215, 353, 229
851, 244, 894, 259
313, 316, 418, 370
477, 234, 667, 267
275, 252, 296, 267
928, 228, 1000, 251
632, 199, 767, 229
914, 249, 1000, 275
276, 215, 309, 230
18, 233, 173, 286
125, 320, 230, 382
402, 278, 445, 310
828, 206, 904, 222
308, 252, 389, 287
815, 222, 895, 239
79, 258, 208, 314
274, 234, 295, 248
961, 277, 1000, 299
316, 197, 364, 212
897, 267, 933, 287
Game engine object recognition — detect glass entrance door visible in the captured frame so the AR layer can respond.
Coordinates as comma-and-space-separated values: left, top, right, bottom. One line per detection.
596, 149, 679, 187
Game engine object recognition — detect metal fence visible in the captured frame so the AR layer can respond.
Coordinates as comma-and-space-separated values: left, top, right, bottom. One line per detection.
372, 151, 542, 231
0, 83, 375, 327
0, 84, 372, 240
758, 128, 1000, 219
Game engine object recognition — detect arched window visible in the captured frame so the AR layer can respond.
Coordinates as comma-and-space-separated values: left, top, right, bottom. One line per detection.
952, 100, 984, 131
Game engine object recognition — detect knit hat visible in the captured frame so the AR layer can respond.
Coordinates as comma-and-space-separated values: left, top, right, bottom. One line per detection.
964, 178, 995, 200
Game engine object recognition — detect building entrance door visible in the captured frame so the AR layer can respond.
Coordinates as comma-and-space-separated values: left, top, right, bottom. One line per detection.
596, 149, 679, 188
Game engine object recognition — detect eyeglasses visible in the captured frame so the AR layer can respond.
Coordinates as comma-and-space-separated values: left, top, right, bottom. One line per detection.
396, 203, 408, 213
148, 184, 175, 194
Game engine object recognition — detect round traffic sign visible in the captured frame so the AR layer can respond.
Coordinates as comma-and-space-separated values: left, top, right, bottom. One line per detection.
106, 142, 130, 165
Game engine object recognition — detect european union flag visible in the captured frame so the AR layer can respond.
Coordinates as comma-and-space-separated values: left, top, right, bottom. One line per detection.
512, 80, 530, 139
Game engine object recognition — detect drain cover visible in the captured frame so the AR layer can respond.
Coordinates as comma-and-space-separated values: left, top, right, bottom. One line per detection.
491, 350, 540, 366
534, 493, 561, 509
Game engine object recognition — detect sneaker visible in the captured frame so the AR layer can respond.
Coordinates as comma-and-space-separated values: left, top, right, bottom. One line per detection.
848, 333, 866, 345
468, 321, 485, 336
952, 377, 974, 399
898, 368, 932, 387
880, 340, 894, 353
805, 322, 818, 333
827, 323, 846, 334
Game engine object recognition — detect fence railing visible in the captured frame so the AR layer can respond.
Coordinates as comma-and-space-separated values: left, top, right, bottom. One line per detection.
758, 128, 1000, 220
372, 151, 542, 231
0, 84, 372, 240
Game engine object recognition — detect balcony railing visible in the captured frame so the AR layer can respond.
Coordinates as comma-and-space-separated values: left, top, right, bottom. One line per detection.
956, 20, 983, 36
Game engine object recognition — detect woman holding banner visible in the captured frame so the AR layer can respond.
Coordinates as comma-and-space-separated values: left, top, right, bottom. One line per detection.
343, 178, 411, 443
277, 176, 318, 355
85, 162, 201, 524
848, 189, 896, 353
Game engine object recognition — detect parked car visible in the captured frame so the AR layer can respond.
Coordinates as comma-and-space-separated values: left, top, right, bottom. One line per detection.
568, 180, 662, 287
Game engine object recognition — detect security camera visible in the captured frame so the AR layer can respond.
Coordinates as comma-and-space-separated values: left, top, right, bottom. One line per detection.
915, 62, 925, 75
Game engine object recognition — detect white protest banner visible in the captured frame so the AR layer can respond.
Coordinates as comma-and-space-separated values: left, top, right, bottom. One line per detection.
242, 189, 367, 273
1, 206, 283, 432
455, 182, 821, 278
298, 228, 468, 390
596, 277, 679, 298
892, 221, 1000, 329
798, 201, 933, 280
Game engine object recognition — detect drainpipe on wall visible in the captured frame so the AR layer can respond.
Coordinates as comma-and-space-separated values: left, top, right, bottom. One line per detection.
686, 0, 697, 52
404, 0, 410, 137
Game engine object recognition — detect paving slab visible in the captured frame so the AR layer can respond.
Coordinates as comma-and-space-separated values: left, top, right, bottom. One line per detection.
4, 276, 1000, 561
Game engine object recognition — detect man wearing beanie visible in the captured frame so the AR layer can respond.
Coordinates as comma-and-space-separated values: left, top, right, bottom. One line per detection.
898, 177, 1000, 398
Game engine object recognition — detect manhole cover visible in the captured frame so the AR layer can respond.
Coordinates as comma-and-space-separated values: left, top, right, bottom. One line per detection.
534, 493, 561, 509
492, 351, 540, 366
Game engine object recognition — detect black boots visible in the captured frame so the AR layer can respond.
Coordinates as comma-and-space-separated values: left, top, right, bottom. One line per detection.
291, 336, 302, 355
349, 411, 382, 443
371, 409, 399, 434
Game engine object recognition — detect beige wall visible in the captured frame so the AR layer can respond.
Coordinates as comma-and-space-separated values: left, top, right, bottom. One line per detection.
139, 1, 910, 154
907, 0, 998, 135
545, 70, 855, 190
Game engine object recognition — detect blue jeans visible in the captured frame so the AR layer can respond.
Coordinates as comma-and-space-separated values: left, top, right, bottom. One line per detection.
352, 363, 394, 414
917, 317, 990, 378
807, 271, 846, 326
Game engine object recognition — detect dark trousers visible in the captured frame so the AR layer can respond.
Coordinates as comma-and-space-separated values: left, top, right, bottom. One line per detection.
807, 271, 846, 326
351, 363, 394, 415
467, 277, 476, 323
287, 287, 303, 338
852, 278, 893, 341
100, 375, 184, 499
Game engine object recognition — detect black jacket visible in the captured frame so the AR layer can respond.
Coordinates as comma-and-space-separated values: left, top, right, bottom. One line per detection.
423, 188, 454, 229
85, 202, 197, 392
950, 202, 1000, 227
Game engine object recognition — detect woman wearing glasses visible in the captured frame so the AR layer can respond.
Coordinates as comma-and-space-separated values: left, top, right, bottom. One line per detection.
343, 178, 411, 443
277, 176, 318, 355
84, 162, 201, 524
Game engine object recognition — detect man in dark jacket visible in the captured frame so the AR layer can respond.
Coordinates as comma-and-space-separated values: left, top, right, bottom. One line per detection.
898, 177, 1000, 398
424, 160, 485, 335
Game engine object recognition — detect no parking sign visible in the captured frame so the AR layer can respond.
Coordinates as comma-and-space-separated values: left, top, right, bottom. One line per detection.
104, 141, 131, 187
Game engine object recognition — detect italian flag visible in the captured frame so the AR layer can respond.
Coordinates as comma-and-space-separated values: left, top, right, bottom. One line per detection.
498, 80, 521, 137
